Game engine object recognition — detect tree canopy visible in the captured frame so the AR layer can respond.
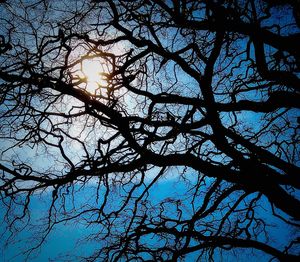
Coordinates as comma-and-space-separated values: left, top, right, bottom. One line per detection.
0, 0, 299, 261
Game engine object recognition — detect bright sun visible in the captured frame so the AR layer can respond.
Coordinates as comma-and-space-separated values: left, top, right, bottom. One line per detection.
80, 58, 107, 93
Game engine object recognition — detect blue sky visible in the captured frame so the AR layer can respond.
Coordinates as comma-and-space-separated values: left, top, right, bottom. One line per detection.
1, 176, 295, 261
0, 1, 299, 261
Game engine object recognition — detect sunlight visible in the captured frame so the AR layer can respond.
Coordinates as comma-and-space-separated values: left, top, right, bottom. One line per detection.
80, 58, 107, 93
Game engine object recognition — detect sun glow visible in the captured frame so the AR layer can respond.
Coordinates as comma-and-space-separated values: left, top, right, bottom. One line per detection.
78, 58, 108, 93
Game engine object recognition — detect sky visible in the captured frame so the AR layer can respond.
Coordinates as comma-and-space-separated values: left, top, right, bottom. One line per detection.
1, 176, 294, 261
0, 0, 299, 261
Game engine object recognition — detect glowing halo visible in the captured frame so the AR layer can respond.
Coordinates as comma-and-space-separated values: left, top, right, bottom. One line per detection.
76, 57, 108, 93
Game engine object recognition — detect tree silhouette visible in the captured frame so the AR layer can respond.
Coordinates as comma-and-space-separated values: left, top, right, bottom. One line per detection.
0, 0, 299, 261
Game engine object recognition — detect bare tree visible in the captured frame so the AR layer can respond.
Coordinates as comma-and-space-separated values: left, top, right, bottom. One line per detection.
0, 0, 299, 261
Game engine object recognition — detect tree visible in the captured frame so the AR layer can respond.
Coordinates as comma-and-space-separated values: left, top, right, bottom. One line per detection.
0, 0, 299, 261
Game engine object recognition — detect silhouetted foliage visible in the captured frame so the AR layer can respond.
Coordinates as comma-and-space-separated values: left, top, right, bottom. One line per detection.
0, 0, 299, 261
